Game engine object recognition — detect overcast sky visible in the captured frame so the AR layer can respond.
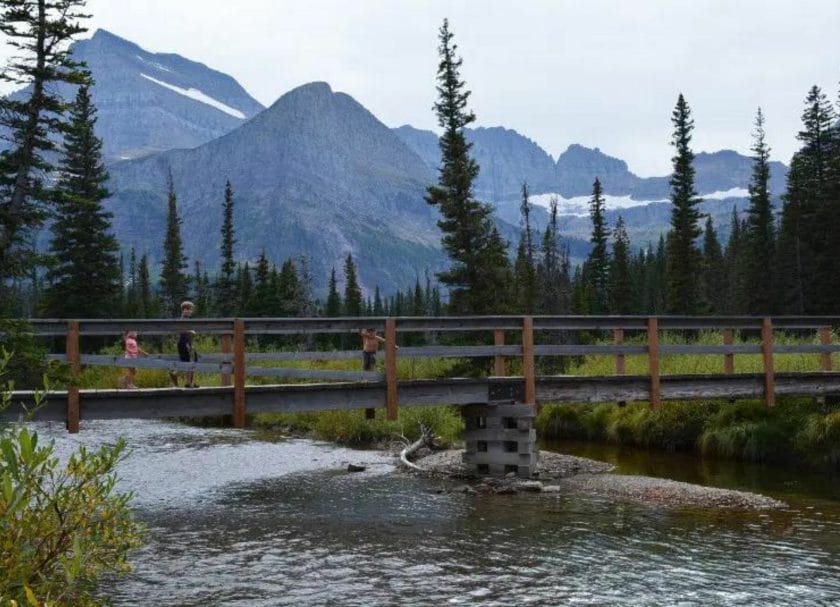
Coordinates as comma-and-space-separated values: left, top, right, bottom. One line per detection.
5, 0, 840, 176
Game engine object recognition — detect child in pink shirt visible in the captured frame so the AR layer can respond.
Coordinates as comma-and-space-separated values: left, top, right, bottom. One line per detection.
119, 330, 148, 389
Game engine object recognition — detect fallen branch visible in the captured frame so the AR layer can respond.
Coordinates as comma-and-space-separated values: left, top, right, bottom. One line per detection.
399, 424, 436, 471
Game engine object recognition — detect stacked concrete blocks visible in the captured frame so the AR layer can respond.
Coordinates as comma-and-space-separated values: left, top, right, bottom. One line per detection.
462, 401, 538, 478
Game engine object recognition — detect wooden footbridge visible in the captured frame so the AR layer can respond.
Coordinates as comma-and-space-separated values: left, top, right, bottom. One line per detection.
4, 315, 840, 433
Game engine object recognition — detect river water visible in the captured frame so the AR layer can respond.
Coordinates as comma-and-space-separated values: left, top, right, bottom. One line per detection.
32, 420, 840, 606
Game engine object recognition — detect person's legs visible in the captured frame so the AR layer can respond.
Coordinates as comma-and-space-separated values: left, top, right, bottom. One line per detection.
127, 367, 138, 389
119, 368, 130, 389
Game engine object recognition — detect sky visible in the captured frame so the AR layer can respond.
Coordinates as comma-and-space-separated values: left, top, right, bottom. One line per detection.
4, 0, 840, 176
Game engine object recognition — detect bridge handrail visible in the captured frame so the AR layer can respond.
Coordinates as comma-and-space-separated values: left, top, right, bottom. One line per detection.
13, 315, 840, 337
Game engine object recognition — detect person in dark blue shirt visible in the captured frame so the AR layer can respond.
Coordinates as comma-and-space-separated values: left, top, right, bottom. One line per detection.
170, 300, 198, 388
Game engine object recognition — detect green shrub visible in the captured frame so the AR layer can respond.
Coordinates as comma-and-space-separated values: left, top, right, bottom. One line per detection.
537, 404, 587, 439
795, 411, 840, 468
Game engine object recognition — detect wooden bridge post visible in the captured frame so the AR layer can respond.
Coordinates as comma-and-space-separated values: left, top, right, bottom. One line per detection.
723, 328, 735, 374
494, 329, 506, 376
820, 326, 832, 372
385, 317, 398, 420
761, 317, 775, 407
221, 333, 232, 386
522, 316, 536, 405
647, 317, 661, 410
613, 328, 625, 375
233, 319, 246, 427
66, 320, 80, 433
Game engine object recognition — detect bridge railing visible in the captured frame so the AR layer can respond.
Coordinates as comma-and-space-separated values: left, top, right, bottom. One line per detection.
10, 315, 840, 432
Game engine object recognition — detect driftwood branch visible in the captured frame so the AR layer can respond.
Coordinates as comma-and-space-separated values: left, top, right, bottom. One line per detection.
399, 424, 436, 471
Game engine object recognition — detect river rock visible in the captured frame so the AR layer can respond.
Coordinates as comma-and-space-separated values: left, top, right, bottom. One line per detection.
347, 463, 366, 472
515, 481, 543, 492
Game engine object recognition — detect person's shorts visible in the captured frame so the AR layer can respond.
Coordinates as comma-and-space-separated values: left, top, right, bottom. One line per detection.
178, 342, 191, 362
363, 351, 376, 370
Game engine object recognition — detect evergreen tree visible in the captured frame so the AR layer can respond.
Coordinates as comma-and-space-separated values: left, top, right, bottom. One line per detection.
584, 178, 610, 314
513, 182, 538, 313
777, 86, 837, 313
608, 216, 632, 314
159, 173, 189, 316
665, 94, 703, 314
538, 196, 571, 314
342, 253, 363, 316
743, 108, 776, 314
137, 253, 154, 318
195, 265, 212, 317
723, 208, 748, 314
216, 180, 236, 315
701, 216, 726, 314
236, 262, 253, 315
43, 84, 120, 318
324, 268, 342, 317
277, 259, 301, 315
373, 285, 384, 316
425, 19, 511, 314
0, 0, 90, 311
252, 250, 272, 316
293, 256, 316, 318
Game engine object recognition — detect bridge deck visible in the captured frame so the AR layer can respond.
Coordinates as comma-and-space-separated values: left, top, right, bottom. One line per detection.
6, 372, 840, 424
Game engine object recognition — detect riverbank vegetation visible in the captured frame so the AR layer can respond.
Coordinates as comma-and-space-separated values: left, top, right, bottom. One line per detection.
0, 354, 143, 606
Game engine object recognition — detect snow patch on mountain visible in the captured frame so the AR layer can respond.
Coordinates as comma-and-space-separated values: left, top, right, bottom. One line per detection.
136, 54, 173, 73
140, 73, 246, 119
531, 187, 750, 217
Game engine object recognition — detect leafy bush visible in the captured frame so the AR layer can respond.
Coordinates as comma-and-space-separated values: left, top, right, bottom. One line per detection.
1, 360, 143, 606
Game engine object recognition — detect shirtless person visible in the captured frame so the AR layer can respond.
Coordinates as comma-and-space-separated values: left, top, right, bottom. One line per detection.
360, 328, 386, 371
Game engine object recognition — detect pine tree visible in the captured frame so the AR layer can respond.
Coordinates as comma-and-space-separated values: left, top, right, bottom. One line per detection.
513, 182, 538, 313
724, 208, 748, 314
160, 173, 189, 316
137, 253, 154, 318
192, 260, 211, 315
701, 216, 726, 314
42, 84, 120, 318
325, 268, 342, 317
342, 253, 362, 316
777, 86, 837, 313
608, 216, 632, 314
0, 0, 90, 311
216, 180, 236, 315
743, 108, 776, 314
425, 19, 511, 315
277, 259, 300, 316
538, 196, 571, 315
584, 178, 610, 314
373, 285, 384, 316
293, 256, 316, 318
236, 262, 253, 315
665, 94, 703, 314
252, 250, 272, 316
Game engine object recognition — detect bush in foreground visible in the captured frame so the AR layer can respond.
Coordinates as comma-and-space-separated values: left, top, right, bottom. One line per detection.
1, 354, 143, 606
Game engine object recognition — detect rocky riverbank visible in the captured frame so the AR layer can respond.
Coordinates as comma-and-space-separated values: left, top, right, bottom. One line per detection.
409, 449, 785, 510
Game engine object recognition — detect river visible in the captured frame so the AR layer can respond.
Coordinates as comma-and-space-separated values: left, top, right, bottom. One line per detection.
32, 420, 840, 606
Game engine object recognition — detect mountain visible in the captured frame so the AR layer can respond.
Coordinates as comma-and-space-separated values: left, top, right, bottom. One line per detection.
106, 82, 450, 292
67, 29, 265, 161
